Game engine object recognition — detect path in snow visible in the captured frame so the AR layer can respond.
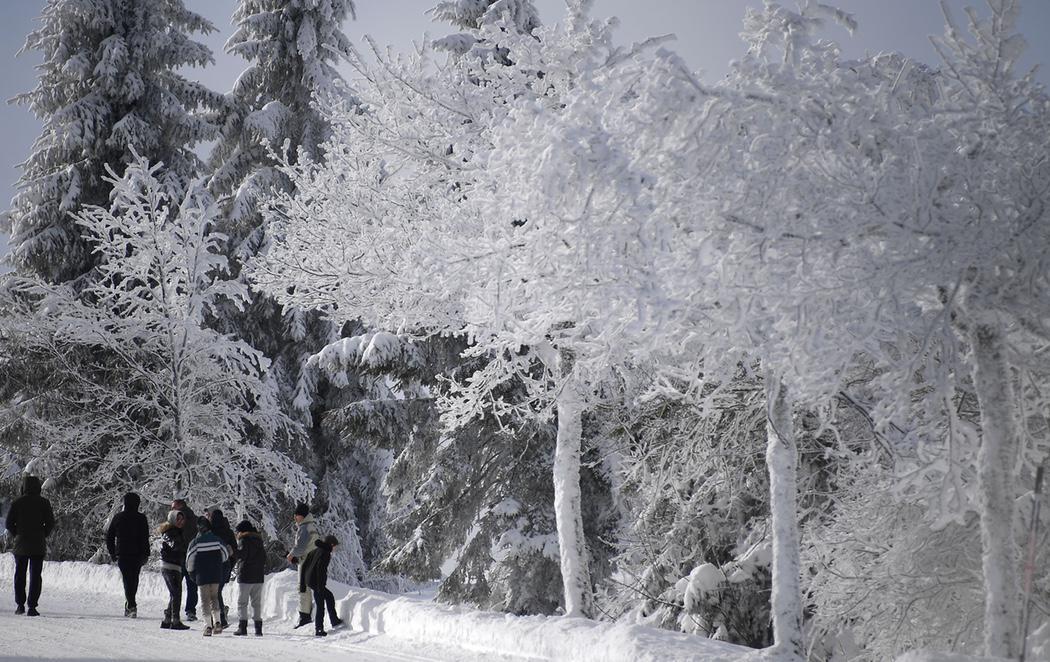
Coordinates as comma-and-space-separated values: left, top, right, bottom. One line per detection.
0, 562, 522, 662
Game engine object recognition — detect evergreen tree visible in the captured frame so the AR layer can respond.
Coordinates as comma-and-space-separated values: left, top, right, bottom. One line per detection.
8, 0, 223, 283
209, 0, 356, 249
207, 1, 361, 581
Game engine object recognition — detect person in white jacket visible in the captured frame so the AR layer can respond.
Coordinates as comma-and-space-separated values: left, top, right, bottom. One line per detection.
285, 503, 319, 628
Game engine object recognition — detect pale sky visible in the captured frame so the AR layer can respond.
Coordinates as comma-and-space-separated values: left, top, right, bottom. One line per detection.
2, 0, 1049, 265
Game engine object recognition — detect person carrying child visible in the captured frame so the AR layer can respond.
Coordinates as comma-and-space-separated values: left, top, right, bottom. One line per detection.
232, 519, 266, 637
302, 535, 344, 637
186, 516, 230, 636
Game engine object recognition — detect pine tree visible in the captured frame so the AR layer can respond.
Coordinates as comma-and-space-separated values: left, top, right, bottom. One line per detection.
209, 0, 356, 249
207, 0, 365, 580
8, 0, 223, 283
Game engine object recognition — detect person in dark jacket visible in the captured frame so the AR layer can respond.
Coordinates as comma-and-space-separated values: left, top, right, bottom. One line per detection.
186, 516, 230, 636
170, 498, 199, 621
303, 535, 343, 637
106, 492, 149, 618
158, 510, 190, 630
207, 508, 236, 629
232, 519, 266, 637
4, 475, 55, 616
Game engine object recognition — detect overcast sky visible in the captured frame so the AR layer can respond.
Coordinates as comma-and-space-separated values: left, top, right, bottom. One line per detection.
2, 0, 1050, 265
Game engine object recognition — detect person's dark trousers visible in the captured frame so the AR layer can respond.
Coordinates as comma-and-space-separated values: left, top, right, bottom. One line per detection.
217, 563, 231, 625
312, 587, 337, 631
13, 555, 44, 609
182, 567, 198, 615
162, 569, 182, 623
117, 558, 143, 609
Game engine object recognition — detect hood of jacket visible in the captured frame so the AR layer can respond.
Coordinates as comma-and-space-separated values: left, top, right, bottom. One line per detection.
236, 530, 261, 541
22, 475, 42, 496
122, 492, 141, 512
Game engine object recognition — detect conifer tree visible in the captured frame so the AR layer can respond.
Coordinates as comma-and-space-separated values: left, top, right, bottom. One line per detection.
8, 0, 223, 283
208, 0, 364, 580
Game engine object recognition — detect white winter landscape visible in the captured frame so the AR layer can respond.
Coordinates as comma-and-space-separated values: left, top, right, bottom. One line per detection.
1, 1, 1048, 661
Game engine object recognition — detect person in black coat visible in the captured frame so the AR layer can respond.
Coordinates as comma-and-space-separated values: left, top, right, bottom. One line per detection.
232, 519, 266, 637
158, 510, 190, 630
207, 508, 236, 628
106, 492, 149, 617
4, 475, 55, 616
170, 498, 199, 621
303, 535, 343, 637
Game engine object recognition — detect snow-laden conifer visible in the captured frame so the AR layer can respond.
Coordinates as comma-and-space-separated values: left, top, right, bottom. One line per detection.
8, 0, 223, 283
209, 0, 356, 248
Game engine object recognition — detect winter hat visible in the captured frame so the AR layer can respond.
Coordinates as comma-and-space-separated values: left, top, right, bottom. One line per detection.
166, 510, 184, 526
294, 503, 310, 518
235, 520, 256, 534
22, 475, 42, 496
197, 515, 212, 531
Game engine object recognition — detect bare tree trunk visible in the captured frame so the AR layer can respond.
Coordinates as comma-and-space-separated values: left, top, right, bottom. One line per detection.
969, 319, 1021, 658
553, 366, 593, 618
765, 374, 804, 661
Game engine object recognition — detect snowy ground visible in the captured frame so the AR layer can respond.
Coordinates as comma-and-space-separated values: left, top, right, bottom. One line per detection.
0, 559, 523, 662
0, 557, 752, 661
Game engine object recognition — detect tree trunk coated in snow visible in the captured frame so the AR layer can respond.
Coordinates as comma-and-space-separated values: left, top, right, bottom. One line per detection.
765, 375, 804, 661
970, 318, 1021, 659
553, 370, 594, 618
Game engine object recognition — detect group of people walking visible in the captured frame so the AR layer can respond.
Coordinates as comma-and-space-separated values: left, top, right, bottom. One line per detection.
5, 476, 343, 638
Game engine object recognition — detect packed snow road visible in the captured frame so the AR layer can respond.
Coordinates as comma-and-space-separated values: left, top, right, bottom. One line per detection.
0, 561, 523, 662
0, 557, 752, 661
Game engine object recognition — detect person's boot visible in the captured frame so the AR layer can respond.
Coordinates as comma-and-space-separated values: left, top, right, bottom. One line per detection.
26, 607, 39, 617
315, 628, 327, 637
184, 610, 197, 622
295, 611, 312, 628
170, 619, 190, 631
253, 620, 263, 637
129, 606, 137, 619
234, 620, 248, 636
161, 607, 171, 629
15, 605, 25, 615
221, 605, 230, 628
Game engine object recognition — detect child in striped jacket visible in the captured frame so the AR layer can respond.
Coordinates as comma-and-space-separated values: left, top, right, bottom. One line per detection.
186, 516, 231, 636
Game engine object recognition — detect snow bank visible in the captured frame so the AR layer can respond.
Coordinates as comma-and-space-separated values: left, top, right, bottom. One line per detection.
0, 557, 751, 661
0, 555, 169, 603
892, 653, 1012, 662
254, 569, 750, 661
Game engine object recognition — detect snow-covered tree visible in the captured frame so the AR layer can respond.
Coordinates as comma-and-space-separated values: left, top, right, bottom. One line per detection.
209, 0, 356, 246
2, 156, 312, 540
308, 329, 616, 613
7, 0, 223, 283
